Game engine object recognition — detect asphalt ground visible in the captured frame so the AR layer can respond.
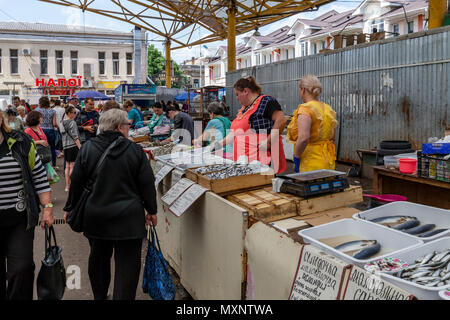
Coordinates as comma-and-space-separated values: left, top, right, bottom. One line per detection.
32, 156, 192, 300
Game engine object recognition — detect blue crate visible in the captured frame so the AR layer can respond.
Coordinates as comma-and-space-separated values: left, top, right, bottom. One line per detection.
422, 143, 450, 155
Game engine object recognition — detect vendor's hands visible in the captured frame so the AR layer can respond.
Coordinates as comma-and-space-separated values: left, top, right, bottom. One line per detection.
146, 214, 157, 227
41, 208, 54, 229
84, 126, 95, 133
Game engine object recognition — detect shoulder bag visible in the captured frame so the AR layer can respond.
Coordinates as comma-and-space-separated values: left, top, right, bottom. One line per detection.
32, 128, 52, 164
67, 137, 123, 232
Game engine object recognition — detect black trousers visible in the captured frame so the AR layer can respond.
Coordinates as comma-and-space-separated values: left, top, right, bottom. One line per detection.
88, 238, 142, 300
0, 217, 35, 300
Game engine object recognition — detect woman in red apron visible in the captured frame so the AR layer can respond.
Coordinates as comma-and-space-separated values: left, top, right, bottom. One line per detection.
217, 76, 287, 174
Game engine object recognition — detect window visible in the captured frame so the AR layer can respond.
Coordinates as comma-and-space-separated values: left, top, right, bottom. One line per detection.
312, 43, 317, 55
193, 79, 199, 88
300, 41, 309, 57
71, 51, 78, 74
126, 52, 133, 75
291, 48, 295, 59
371, 20, 385, 33
56, 50, 63, 75
263, 55, 266, 64
255, 54, 260, 65
40, 50, 48, 74
98, 52, 105, 75
0, 49, 2, 74
393, 24, 399, 36
214, 65, 221, 79
408, 21, 414, 34
10, 49, 18, 74
113, 52, 119, 75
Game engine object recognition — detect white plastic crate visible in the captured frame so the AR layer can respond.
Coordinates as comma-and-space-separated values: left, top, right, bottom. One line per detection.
380, 237, 450, 300
353, 202, 450, 242
298, 219, 423, 267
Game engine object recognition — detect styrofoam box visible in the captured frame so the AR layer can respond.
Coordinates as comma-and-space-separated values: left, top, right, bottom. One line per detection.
353, 202, 450, 242
380, 237, 450, 300
298, 219, 423, 267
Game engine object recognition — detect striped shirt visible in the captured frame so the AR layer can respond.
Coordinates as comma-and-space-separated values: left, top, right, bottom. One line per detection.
0, 147, 50, 212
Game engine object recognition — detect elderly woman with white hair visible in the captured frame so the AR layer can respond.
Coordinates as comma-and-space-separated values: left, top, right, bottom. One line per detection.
16, 106, 27, 125
63, 108, 157, 300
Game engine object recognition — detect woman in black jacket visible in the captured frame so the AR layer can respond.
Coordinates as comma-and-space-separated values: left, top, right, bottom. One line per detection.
63, 108, 157, 300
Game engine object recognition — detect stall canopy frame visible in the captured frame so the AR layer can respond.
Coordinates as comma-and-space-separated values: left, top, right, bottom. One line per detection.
39, 0, 334, 86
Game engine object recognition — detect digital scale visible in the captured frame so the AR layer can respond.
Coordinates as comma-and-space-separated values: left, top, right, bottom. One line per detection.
275, 169, 349, 198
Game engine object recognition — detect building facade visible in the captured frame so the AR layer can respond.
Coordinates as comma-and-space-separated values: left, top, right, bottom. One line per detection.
0, 22, 147, 104
203, 0, 429, 86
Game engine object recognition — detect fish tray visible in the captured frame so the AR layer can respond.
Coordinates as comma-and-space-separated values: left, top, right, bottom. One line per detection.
353, 202, 450, 242
380, 237, 450, 300
185, 164, 234, 184
298, 219, 423, 267
196, 170, 274, 195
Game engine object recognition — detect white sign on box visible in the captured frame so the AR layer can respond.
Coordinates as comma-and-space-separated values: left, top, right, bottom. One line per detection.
169, 184, 209, 217
154, 165, 173, 187
161, 178, 195, 206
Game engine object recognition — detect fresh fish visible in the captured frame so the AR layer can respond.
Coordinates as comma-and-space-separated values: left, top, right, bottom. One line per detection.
432, 269, 441, 277
370, 216, 417, 227
403, 224, 436, 235
438, 282, 445, 287
410, 271, 431, 279
419, 229, 448, 238
441, 273, 450, 281
334, 240, 381, 259
424, 280, 441, 287
432, 250, 450, 262
418, 252, 436, 265
392, 219, 420, 230
414, 276, 440, 282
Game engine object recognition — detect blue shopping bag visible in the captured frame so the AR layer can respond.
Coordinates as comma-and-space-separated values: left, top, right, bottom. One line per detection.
142, 226, 176, 300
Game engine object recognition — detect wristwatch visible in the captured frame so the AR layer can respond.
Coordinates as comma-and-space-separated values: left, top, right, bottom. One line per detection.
43, 203, 54, 209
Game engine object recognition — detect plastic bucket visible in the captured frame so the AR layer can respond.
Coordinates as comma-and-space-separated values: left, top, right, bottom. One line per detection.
398, 158, 417, 174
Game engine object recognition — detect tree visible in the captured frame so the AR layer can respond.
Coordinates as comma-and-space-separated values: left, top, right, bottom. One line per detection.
148, 44, 187, 88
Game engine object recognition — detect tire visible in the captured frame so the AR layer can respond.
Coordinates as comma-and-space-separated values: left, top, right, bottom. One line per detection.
379, 140, 412, 150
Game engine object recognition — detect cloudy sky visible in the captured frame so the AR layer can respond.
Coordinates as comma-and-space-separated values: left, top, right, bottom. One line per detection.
0, 0, 360, 63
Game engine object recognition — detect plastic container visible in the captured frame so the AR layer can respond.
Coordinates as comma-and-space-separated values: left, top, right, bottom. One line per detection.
353, 201, 450, 242
383, 155, 399, 168
363, 194, 407, 204
439, 289, 450, 300
422, 142, 450, 155
398, 158, 417, 174
394, 152, 417, 160
380, 237, 450, 300
298, 219, 423, 267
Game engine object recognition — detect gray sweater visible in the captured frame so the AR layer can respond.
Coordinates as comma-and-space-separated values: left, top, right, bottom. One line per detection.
62, 119, 80, 149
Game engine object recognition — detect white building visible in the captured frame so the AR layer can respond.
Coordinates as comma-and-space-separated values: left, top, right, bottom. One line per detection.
202, 0, 429, 85
0, 22, 148, 104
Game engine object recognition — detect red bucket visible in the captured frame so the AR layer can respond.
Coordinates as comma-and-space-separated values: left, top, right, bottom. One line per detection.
398, 158, 417, 174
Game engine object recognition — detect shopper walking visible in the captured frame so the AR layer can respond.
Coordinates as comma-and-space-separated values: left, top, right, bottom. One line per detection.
35, 97, 58, 167
63, 109, 157, 300
62, 106, 81, 192
75, 98, 99, 144
287, 75, 338, 173
0, 111, 54, 300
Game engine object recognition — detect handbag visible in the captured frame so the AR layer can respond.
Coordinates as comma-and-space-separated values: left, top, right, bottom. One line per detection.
67, 137, 123, 233
36, 225, 66, 300
31, 128, 52, 164
142, 226, 176, 300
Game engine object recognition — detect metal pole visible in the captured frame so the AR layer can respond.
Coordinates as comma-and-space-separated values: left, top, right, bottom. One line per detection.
227, 2, 237, 72
165, 39, 172, 88
429, 0, 447, 29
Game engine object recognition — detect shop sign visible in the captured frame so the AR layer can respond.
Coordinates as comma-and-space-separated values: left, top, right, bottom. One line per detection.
36, 76, 82, 87
98, 81, 121, 89
43, 88, 72, 96
125, 84, 156, 95
289, 245, 351, 300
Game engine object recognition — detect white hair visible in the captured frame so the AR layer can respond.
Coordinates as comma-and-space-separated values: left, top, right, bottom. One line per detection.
17, 106, 26, 112
98, 109, 128, 133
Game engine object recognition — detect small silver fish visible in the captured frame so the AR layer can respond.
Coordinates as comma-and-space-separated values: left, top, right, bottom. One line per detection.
409, 271, 431, 279
334, 240, 381, 259
424, 280, 441, 287
419, 252, 436, 265
433, 250, 450, 262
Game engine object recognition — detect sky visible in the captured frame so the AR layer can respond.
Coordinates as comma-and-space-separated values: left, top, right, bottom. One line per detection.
0, 0, 360, 63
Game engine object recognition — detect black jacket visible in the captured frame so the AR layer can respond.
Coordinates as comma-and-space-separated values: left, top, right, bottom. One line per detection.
75, 109, 100, 143
63, 131, 157, 240
2, 129, 41, 229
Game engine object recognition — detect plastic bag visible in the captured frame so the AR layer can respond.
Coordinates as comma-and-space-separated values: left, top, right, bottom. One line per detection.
46, 163, 60, 185
142, 226, 176, 300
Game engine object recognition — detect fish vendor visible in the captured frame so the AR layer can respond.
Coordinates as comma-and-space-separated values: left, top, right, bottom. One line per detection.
216, 76, 287, 173
144, 102, 171, 141
287, 75, 338, 173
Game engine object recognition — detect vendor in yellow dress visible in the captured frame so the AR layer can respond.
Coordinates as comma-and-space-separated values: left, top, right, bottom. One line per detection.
287, 75, 338, 172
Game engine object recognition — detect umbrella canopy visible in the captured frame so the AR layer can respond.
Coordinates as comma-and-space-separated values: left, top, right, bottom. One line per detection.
73, 91, 110, 100
173, 92, 199, 102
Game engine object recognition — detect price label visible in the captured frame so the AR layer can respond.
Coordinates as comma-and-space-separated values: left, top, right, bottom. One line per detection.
169, 184, 208, 217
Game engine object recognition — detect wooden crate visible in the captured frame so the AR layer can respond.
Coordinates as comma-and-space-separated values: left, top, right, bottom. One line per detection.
227, 189, 297, 222
197, 172, 274, 195
132, 135, 149, 143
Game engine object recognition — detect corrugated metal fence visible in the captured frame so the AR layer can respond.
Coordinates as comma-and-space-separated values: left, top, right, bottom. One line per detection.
226, 26, 450, 163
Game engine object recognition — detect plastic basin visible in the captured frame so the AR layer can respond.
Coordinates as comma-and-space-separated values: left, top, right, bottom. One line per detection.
399, 158, 417, 174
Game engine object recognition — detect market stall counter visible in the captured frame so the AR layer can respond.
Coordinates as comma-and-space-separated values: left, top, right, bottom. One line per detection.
373, 166, 450, 209
148, 149, 366, 299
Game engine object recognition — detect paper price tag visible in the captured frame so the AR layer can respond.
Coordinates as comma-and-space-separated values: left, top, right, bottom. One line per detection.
154, 165, 173, 187
169, 184, 208, 217
161, 178, 195, 206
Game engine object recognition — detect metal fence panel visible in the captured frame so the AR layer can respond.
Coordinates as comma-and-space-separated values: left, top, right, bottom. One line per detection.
226, 26, 450, 163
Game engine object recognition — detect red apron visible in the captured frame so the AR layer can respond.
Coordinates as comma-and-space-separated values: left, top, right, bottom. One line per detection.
230, 95, 286, 174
